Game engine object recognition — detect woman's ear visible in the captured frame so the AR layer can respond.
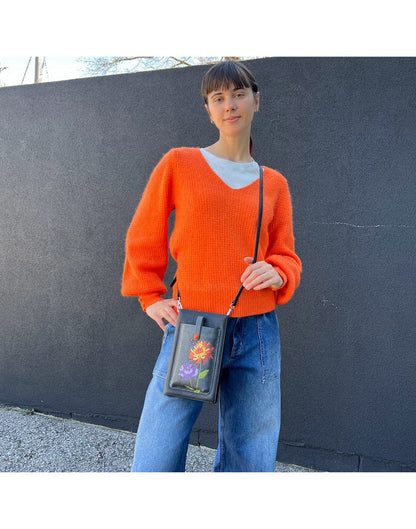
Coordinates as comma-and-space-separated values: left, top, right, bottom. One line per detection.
205, 103, 214, 124
254, 91, 260, 112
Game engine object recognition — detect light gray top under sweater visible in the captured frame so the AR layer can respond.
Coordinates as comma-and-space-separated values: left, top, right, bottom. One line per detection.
200, 148, 260, 189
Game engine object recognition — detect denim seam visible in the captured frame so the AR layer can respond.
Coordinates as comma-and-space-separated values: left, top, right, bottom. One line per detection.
152, 325, 174, 379
152, 371, 167, 380
258, 313, 281, 384
257, 315, 267, 384
230, 317, 242, 358
218, 393, 225, 471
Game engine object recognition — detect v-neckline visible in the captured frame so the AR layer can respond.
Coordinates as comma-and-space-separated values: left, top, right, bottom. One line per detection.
196, 148, 261, 192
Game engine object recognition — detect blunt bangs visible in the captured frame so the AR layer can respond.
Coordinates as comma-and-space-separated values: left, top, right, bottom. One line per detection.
201, 61, 258, 104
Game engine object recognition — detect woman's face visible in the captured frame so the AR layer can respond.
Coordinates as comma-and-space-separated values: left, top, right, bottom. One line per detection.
205, 85, 260, 137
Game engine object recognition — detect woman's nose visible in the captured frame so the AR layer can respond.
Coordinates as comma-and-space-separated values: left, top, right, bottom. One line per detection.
224, 96, 236, 110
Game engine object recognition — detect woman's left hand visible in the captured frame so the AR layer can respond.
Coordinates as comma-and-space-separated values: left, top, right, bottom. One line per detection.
240, 257, 283, 291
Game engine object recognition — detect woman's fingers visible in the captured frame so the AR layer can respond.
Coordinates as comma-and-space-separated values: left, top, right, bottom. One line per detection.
241, 258, 282, 290
146, 299, 178, 330
244, 270, 274, 290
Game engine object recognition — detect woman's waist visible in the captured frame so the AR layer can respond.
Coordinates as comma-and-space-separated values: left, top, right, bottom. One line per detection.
174, 282, 276, 317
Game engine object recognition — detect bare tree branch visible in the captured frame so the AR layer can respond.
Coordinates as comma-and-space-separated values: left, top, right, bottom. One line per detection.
170, 57, 194, 67
77, 56, 260, 77
103, 56, 153, 66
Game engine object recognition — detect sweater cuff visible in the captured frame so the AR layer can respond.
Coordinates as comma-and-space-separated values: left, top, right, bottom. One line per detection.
138, 293, 165, 312
269, 267, 288, 291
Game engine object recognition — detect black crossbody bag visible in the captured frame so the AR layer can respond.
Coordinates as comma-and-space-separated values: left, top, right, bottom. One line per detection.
163, 166, 264, 403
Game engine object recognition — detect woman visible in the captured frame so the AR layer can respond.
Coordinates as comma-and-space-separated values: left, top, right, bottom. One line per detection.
122, 61, 302, 472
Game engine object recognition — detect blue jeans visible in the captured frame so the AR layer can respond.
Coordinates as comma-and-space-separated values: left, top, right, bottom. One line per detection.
131, 310, 281, 472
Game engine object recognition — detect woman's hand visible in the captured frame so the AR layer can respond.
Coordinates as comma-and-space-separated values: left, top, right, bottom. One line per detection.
240, 257, 283, 291
145, 299, 178, 331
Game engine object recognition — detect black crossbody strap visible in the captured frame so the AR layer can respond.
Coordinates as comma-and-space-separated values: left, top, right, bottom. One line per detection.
226, 165, 263, 314
172, 165, 264, 316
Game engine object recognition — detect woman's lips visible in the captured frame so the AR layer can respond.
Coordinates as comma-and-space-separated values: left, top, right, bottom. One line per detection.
224, 116, 240, 123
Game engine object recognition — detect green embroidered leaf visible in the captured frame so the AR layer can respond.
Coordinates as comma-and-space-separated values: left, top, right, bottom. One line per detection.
198, 369, 209, 379
185, 385, 194, 390
193, 389, 201, 393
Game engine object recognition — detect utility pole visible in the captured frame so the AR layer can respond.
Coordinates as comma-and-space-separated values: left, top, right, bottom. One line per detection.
34, 57, 41, 83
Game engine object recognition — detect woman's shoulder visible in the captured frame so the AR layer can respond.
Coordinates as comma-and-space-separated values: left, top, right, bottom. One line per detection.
260, 163, 289, 187
164, 146, 201, 160
154, 146, 200, 171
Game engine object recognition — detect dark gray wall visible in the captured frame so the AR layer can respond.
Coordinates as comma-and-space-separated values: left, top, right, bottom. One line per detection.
1, 58, 415, 471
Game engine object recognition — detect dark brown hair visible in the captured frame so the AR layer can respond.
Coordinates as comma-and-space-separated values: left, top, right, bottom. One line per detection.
201, 61, 258, 104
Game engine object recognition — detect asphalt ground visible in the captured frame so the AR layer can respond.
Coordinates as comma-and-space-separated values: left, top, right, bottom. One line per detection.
0, 404, 314, 472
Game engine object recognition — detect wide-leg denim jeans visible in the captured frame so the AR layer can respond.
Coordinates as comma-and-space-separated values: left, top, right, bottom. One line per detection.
131, 310, 281, 472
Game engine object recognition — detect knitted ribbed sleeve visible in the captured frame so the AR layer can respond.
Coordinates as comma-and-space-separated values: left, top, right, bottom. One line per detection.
122, 149, 176, 310
122, 147, 302, 317
265, 177, 302, 305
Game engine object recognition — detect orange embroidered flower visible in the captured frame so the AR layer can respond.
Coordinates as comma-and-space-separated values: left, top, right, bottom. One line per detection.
189, 341, 214, 365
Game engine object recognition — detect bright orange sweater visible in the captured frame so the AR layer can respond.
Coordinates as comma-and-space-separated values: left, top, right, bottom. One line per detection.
122, 147, 302, 317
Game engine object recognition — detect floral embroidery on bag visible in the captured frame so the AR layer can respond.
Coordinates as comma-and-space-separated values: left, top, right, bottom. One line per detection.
189, 341, 214, 365
178, 363, 198, 380
178, 340, 215, 393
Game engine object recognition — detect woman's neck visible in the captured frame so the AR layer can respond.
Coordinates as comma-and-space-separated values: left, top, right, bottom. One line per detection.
204, 135, 252, 163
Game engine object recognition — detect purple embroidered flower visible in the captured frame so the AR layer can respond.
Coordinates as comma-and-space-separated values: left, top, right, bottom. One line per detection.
178, 362, 198, 380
